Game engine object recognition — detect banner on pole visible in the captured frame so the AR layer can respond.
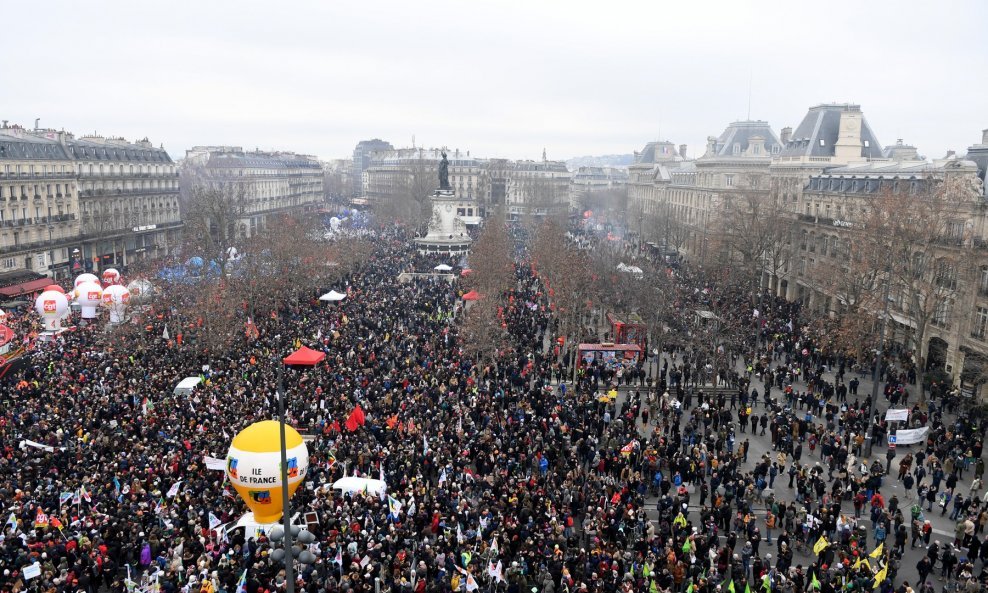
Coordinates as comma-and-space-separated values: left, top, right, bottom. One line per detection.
893, 426, 929, 445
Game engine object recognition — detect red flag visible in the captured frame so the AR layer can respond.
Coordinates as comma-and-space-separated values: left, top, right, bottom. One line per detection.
345, 405, 366, 432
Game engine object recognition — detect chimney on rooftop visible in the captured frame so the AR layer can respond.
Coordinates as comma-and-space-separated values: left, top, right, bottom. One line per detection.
679, 144, 687, 158
982, 129, 988, 145
780, 127, 792, 145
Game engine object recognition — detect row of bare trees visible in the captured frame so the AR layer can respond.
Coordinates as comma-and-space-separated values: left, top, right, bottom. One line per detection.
118, 171, 375, 353
686, 167, 984, 400
459, 208, 515, 365
807, 173, 982, 397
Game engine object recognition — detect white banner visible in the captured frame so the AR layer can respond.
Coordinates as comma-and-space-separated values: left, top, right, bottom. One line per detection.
19, 440, 65, 452
894, 426, 929, 445
885, 409, 910, 422
23, 563, 41, 580
204, 456, 226, 471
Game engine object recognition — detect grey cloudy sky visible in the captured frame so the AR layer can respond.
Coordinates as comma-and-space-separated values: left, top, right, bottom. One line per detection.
2, 0, 986, 162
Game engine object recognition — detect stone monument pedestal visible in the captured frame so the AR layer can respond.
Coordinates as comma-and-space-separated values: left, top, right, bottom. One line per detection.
414, 189, 473, 255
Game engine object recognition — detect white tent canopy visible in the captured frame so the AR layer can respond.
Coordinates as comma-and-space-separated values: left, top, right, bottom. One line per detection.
329, 477, 387, 496
319, 290, 347, 302
433, 264, 453, 271
617, 263, 643, 276
173, 376, 203, 395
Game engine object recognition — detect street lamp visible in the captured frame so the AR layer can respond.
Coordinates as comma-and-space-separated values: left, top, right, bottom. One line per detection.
274, 362, 296, 593
864, 279, 894, 459
47, 224, 55, 280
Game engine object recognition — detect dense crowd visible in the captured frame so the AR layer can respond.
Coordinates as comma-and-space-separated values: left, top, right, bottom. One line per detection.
0, 224, 985, 593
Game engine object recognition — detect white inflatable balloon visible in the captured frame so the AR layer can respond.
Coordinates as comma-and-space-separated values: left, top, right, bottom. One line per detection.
101, 268, 121, 286
126, 279, 153, 303
102, 284, 131, 324
35, 291, 69, 331
74, 273, 99, 289
76, 282, 103, 319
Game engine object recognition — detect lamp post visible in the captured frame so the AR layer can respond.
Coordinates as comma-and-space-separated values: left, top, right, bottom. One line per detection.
275, 363, 295, 593
864, 276, 893, 459
46, 223, 55, 280
269, 361, 316, 587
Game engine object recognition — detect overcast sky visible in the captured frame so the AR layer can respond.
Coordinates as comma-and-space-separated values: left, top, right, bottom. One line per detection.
2, 0, 986, 163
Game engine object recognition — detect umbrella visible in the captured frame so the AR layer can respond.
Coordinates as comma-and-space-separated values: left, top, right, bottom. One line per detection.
434, 264, 453, 271
319, 290, 347, 302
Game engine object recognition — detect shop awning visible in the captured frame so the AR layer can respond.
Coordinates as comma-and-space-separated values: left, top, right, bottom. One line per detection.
0, 278, 52, 297
889, 311, 918, 329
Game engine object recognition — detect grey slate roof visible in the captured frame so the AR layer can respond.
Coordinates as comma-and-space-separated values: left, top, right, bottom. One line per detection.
711, 120, 782, 157
635, 141, 681, 164
67, 137, 172, 163
780, 104, 884, 159
206, 151, 321, 170
0, 133, 71, 161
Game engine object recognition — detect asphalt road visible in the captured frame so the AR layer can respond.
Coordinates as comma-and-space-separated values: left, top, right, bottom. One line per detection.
606, 357, 982, 587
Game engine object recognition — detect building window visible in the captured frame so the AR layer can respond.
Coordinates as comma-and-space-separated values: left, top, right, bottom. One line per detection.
725, 175, 734, 187
980, 266, 988, 296
947, 220, 965, 241
935, 259, 957, 290
933, 300, 951, 328
732, 143, 740, 155
976, 307, 988, 340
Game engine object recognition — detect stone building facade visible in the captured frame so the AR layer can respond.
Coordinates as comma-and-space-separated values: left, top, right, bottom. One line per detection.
0, 123, 182, 287
627, 105, 988, 396
183, 147, 324, 239
0, 125, 80, 283
68, 135, 180, 272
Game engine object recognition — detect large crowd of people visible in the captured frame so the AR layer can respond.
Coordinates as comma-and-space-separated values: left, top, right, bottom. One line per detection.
0, 223, 986, 593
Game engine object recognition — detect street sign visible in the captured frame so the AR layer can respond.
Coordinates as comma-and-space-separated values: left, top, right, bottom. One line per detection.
887, 434, 897, 448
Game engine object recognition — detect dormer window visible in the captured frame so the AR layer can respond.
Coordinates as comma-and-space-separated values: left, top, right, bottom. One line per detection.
732, 143, 741, 155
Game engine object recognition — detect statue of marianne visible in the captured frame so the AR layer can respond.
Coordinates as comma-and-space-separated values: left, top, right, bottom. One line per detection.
438, 151, 451, 190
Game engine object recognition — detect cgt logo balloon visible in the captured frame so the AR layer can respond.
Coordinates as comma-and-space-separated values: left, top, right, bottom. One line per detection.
226, 420, 309, 524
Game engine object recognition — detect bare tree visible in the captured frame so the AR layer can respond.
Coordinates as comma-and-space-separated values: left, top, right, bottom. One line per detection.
530, 219, 594, 361
812, 171, 980, 400
181, 176, 253, 275
708, 173, 791, 289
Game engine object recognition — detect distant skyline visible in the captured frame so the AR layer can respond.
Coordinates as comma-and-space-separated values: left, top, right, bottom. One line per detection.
2, 0, 986, 162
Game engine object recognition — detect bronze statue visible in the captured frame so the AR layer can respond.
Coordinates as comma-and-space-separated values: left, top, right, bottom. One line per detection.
438, 151, 450, 190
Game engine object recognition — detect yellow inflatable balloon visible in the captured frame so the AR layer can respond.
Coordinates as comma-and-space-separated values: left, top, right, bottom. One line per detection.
226, 420, 309, 524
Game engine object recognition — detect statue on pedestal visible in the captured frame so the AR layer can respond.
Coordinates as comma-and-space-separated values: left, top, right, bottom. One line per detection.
438, 151, 451, 191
